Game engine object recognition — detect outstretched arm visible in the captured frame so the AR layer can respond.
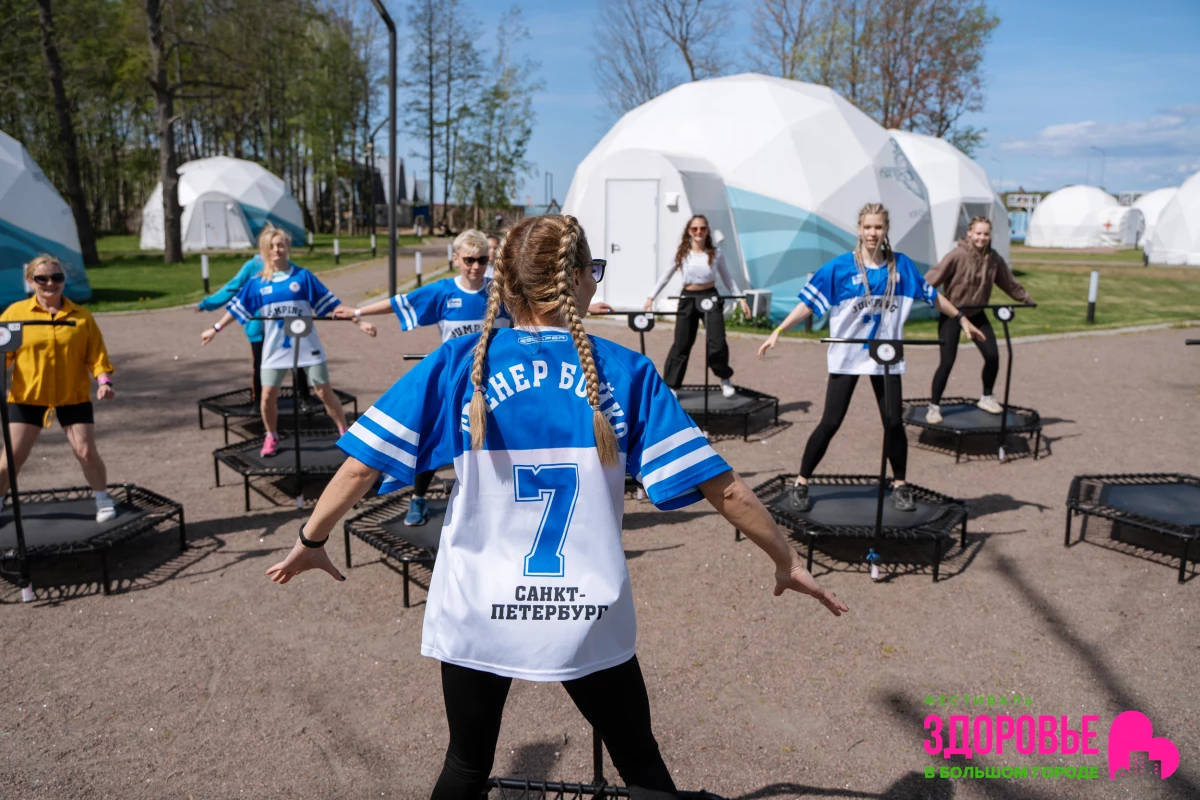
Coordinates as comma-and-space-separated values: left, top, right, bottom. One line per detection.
200, 311, 238, 345
757, 302, 814, 358
700, 472, 847, 615
329, 304, 377, 337
644, 264, 680, 311
334, 296, 394, 318
933, 294, 985, 342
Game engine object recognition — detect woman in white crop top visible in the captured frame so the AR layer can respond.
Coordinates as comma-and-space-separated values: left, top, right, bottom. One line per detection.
644, 215, 751, 397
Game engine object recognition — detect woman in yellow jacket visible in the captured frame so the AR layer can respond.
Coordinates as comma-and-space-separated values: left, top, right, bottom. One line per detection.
0, 255, 116, 522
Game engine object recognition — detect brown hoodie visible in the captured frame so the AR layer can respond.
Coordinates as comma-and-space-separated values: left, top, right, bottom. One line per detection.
923, 238, 1031, 310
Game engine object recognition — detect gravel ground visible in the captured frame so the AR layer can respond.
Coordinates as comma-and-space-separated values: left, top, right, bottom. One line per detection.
1, 258, 1197, 800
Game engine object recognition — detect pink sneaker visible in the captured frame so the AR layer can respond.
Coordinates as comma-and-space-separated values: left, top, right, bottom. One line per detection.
260, 433, 279, 458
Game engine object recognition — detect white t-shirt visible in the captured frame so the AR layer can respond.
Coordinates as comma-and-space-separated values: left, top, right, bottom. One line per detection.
337, 327, 731, 681
649, 249, 743, 300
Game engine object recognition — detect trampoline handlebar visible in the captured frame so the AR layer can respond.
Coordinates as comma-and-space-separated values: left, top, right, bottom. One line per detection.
403, 354, 428, 360
1187, 339, 1200, 346
957, 303, 1037, 310
820, 337, 941, 345
7, 319, 78, 327
246, 316, 355, 322
590, 310, 684, 316
667, 294, 744, 300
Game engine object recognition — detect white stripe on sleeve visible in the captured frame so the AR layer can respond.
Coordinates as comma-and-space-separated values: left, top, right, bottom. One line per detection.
363, 406, 420, 446
641, 427, 704, 465
641, 443, 720, 491
345, 421, 417, 468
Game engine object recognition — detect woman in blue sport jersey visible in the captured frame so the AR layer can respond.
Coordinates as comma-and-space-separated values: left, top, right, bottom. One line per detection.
200, 225, 376, 457
336, 228, 509, 526
196, 253, 310, 401
266, 214, 848, 800
758, 203, 984, 513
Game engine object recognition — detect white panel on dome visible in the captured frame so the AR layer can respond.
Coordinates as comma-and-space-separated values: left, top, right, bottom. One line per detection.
1147, 170, 1200, 266
1132, 187, 1178, 248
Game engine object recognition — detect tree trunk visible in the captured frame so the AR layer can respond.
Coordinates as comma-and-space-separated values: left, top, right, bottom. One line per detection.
145, 0, 182, 263
34, 0, 100, 265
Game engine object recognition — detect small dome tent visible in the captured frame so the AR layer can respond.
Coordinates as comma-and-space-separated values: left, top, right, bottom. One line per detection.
1133, 187, 1179, 249
889, 129, 1010, 263
0, 130, 92, 308
1094, 206, 1143, 248
1147, 170, 1200, 266
563, 74, 935, 320
1025, 186, 1118, 248
140, 156, 305, 251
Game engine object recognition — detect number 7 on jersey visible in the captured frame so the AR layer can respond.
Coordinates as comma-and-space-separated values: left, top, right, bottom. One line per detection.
514, 464, 580, 577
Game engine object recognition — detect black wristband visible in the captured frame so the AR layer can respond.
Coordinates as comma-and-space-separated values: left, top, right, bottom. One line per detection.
298, 525, 326, 548
954, 311, 965, 322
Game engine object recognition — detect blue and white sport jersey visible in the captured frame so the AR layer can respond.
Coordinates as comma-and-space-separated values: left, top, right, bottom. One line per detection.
228, 267, 340, 370
338, 328, 731, 681
799, 252, 937, 375
389, 276, 509, 343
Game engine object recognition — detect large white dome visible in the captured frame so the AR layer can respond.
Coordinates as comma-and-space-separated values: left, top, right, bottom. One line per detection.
0, 130, 92, 307
1133, 187, 1179, 250
1147, 171, 1200, 266
140, 156, 305, 251
1025, 185, 1118, 248
564, 74, 934, 317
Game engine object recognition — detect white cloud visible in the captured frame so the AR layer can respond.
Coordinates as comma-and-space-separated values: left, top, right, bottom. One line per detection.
999, 107, 1200, 159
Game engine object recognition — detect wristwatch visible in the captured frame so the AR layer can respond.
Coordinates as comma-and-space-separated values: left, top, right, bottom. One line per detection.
354, 309, 362, 321
954, 311, 965, 322
213, 321, 223, 332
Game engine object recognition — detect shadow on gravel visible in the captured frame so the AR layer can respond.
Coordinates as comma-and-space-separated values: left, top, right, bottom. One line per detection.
731, 770, 954, 798
960, 493, 1052, 519
623, 510, 711, 531
778, 400, 813, 416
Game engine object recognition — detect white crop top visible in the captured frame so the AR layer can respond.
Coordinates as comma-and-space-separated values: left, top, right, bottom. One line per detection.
648, 249, 743, 300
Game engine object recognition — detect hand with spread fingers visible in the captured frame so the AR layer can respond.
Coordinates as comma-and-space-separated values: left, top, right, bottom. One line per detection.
266, 538, 347, 584
774, 562, 848, 616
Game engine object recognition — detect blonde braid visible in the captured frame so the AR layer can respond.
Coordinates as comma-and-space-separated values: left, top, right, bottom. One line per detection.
555, 217, 619, 467
467, 242, 508, 451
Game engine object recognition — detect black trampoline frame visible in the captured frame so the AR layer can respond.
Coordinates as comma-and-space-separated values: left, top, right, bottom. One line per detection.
903, 396, 1042, 462
0, 484, 185, 596
213, 427, 345, 511
677, 384, 779, 441
197, 385, 358, 444
745, 474, 968, 582
1064, 473, 1198, 583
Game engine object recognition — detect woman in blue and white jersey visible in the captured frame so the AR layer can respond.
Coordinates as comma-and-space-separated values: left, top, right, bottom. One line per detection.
267, 214, 847, 799
201, 225, 377, 457
758, 203, 984, 513
337, 229, 510, 526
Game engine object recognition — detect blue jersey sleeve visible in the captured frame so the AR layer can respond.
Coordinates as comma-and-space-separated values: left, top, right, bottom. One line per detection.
228, 276, 262, 322
200, 257, 259, 311
896, 254, 937, 307
799, 259, 836, 316
337, 346, 458, 493
305, 271, 340, 317
390, 282, 446, 331
625, 358, 730, 510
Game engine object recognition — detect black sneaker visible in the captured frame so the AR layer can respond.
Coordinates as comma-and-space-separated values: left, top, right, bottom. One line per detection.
892, 484, 916, 512
783, 482, 811, 512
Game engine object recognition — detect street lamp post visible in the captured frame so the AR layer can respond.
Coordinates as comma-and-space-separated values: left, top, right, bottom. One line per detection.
988, 156, 1004, 195
1089, 146, 1106, 190
367, 0, 397, 297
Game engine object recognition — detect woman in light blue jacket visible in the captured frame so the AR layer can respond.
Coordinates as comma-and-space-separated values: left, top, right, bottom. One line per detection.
197, 254, 309, 400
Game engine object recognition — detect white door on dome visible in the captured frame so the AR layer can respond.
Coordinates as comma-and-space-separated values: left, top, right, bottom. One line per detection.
203, 201, 229, 249
604, 180, 658, 309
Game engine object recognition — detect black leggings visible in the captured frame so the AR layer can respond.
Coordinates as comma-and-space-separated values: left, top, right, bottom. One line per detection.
800, 373, 906, 481
930, 312, 998, 404
413, 470, 435, 497
432, 657, 677, 800
662, 289, 731, 387
250, 340, 308, 403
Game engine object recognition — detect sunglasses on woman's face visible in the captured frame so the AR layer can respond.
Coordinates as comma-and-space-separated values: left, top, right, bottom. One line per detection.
689, 226, 708, 233
460, 255, 489, 267
588, 259, 606, 283
33, 273, 65, 285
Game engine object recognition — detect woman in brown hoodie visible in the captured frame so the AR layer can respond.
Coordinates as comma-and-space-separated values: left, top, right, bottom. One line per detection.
922, 216, 1033, 423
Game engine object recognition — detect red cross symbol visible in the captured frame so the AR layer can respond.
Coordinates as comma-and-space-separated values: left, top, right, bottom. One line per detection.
1104, 220, 1113, 230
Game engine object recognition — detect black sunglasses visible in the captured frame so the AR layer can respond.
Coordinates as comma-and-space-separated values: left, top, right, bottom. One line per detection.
33, 273, 66, 285
587, 258, 606, 283
460, 255, 489, 267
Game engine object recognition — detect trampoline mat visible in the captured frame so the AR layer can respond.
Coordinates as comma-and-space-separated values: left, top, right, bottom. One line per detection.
374, 498, 449, 551
766, 483, 948, 529
677, 389, 769, 413
0, 500, 150, 550
213, 397, 328, 417
909, 403, 1028, 431
233, 433, 348, 470
1099, 483, 1200, 529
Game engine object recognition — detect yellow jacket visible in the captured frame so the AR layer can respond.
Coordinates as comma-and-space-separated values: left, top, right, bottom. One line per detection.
0, 297, 113, 410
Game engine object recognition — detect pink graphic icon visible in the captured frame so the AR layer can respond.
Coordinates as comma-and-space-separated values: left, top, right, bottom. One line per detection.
1108, 711, 1179, 780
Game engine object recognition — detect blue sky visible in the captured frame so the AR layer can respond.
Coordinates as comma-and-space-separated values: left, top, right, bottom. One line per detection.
385, 0, 1199, 202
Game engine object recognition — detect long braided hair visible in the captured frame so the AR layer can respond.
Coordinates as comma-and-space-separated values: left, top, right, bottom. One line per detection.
852, 203, 898, 316
467, 215, 619, 467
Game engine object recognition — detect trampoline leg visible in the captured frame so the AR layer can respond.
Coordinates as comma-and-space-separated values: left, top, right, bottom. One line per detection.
178, 508, 187, 551
734, 527, 742, 542
344, 525, 352, 570
100, 551, 111, 596
932, 537, 943, 583
960, 516, 968, 549
1034, 430, 1042, 460
243, 478, 251, 513
214, 457, 220, 487
805, 534, 815, 573
774, 399, 779, 426
402, 561, 411, 608
223, 417, 230, 446
1178, 539, 1191, 584
198, 404, 204, 430
1063, 507, 1073, 547
743, 414, 749, 441
955, 432, 963, 464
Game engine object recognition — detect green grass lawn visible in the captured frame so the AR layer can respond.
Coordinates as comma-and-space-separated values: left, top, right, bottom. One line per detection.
1009, 245, 1144, 265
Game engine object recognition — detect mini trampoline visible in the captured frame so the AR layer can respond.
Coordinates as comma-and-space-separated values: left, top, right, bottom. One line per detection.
1065, 474, 1199, 583
213, 427, 347, 511
197, 386, 357, 444
904, 396, 1041, 462
343, 480, 453, 607
0, 485, 185, 596
748, 474, 967, 582
676, 384, 779, 441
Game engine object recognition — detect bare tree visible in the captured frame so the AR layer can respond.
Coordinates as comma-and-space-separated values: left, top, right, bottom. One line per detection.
648, 0, 731, 81
593, 0, 676, 116
747, 0, 816, 80
144, 0, 183, 263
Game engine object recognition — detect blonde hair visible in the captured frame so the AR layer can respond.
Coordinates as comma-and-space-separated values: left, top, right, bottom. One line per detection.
853, 202, 898, 315
968, 215, 992, 233
467, 215, 619, 467
257, 225, 291, 280
25, 255, 63, 283
453, 229, 489, 255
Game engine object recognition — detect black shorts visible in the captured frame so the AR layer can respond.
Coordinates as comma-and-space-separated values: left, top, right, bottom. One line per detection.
8, 402, 95, 427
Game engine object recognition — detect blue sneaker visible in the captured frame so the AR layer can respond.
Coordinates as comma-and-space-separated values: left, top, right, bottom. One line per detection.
404, 496, 429, 526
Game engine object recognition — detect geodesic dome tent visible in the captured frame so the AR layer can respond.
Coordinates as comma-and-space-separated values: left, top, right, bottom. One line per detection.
1147, 171, 1200, 266
563, 74, 935, 320
1025, 185, 1118, 248
890, 129, 1010, 264
1132, 187, 1177, 248
1094, 205, 1143, 248
140, 156, 305, 251
0, 130, 92, 308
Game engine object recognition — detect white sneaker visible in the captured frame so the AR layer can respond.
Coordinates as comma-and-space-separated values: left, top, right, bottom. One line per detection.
925, 403, 942, 424
977, 395, 1003, 414
95, 505, 117, 523
720, 379, 736, 398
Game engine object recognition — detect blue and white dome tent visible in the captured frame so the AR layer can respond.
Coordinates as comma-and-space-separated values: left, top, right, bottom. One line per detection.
140, 156, 306, 251
0, 130, 93, 308
562, 74, 936, 322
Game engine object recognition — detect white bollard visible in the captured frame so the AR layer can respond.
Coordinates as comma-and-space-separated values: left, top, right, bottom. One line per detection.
1087, 270, 1099, 323
201, 253, 210, 293
415, 251, 423, 287
307, 231, 313, 248
446, 243, 453, 267
334, 238, 340, 265
371, 233, 377, 256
